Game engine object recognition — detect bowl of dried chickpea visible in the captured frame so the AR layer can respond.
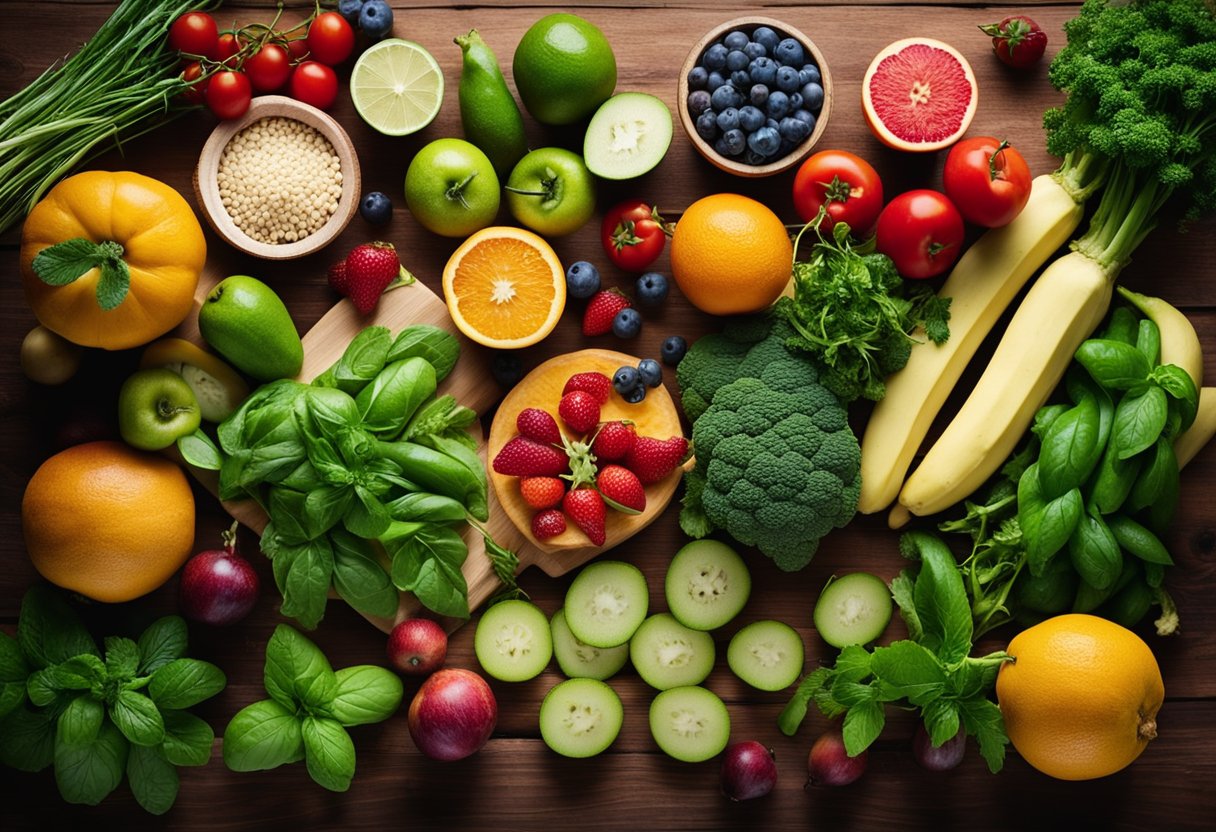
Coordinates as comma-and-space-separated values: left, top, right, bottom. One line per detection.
194, 95, 360, 260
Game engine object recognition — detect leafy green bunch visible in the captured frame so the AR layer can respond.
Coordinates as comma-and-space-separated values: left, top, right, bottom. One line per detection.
779, 533, 1012, 773
0, 587, 226, 813
222, 625, 402, 792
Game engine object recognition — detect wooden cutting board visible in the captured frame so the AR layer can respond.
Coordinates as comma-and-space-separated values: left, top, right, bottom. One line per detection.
180, 265, 682, 633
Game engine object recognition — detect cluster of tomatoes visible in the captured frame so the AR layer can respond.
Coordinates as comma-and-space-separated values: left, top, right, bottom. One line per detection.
169, 9, 356, 120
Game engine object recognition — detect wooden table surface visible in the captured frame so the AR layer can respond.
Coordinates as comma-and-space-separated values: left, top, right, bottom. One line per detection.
2, 2, 1214, 829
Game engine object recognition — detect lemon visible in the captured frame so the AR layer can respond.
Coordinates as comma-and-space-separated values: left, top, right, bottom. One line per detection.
512, 14, 616, 126
351, 39, 444, 136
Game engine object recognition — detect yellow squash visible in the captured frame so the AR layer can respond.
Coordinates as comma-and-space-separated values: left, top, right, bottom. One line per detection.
20, 171, 206, 350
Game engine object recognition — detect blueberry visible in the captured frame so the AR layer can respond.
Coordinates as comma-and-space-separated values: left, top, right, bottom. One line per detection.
710, 85, 741, 111
490, 353, 523, 387
778, 138, 795, 158
778, 116, 811, 143
793, 109, 817, 131
716, 107, 740, 131
775, 65, 801, 93
622, 384, 647, 404
637, 358, 663, 388
726, 50, 750, 73
765, 91, 790, 119
752, 26, 780, 53
695, 111, 718, 141
743, 41, 766, 60
788, 92, 803, 111
748, 56, 777, 86
358, 0, 394, 40
729, 70, 751, 90
738, 105, 765, 132
565, 261, 601, 300
748, 84, 769, 107
613, 365, 641, 395
747, 126, 781, 157
800, 82, 825, 112
612, 308, 642, 339
707, 71, 727, 90
713, 137, 733, 158
703, 43, 728, 71
337, 0, 364, 26
774, 38, 805, 67
722, 128, 746, 156
687, 89, 712, 117
688, 66, 709, 90
637, 272, 670, 308
765, 117, 780, 131
799, 64, 821, 86
744, 149, 768, 166
359, 191, 392, 225
660, 335, 688, 366
723, 30, 750, 50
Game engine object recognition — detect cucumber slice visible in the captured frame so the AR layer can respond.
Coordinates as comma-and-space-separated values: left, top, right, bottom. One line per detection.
583, 92, 673, 180
629, 613, 715, 691
474, 599, 553, 682
564, 560, 650, 648
648, 685, 730, 763
727, 620, 804, 691
550, 608, 630, 680
812, 572, 894, 648
539, 678, 624, 758
664, 539, 751, 631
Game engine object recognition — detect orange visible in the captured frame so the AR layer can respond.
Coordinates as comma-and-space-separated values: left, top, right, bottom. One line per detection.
996, 614, 1164, 781
861, 38, 978, 153
669, 194, 792, 316
22, 441, 196, 603
442, 226, 566, 348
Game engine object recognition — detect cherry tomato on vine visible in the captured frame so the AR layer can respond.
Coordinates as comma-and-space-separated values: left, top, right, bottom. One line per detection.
205, 70, 252, 121
180, 61, 208, 105
307, 12, 356, 66
289, 61, 339, 110
943, 137, 1032, 228
244, 43, 292, 92
979, 16, 1048, 70
792, 149, 884, 234
601, 200, 671, 272
215, 32, 242, 67
875, 189, 965, 280
286, 37, 310, 62
168, 11, 219, 58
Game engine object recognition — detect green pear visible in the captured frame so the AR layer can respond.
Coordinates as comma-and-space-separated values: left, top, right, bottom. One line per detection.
198, 275, 303, 382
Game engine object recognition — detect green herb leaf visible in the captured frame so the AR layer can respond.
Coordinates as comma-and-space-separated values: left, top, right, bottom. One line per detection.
356, 357, 437, 439
901, 531, 973, 663
386, 325, 460, 381
273, 537, 335, 630
320, 325, 393, 395
148, 659, 226, 710
384, 491, 469, 524
54, 719, 128, 805
177, 429, 223, 470
300, 484, 355, 540
1075, 339, 1151, 390
1112, 384, 1169, 459
18, 585, 98, 669
386, 525, 470, 619
1151, 364, 1199, 430
777, 666, 833, 736
841, 699, 885, 757
959, 696, 1007, 773
1108, 513, 1174, 565
159, 709, 214, 767
921, 698, 961, 748
328, 666, 404, 727
56, 694, 104, 747
1067, 512, 1123, 591
127, 743, 179, 815
301, 716, 356, 792
834, 645, 875, 683
0, 633, 30, 719
1038, 395, 1102, 500
137, 617, 188, 675
222, 699, 304, 772
870, 641, 946, 705
330, 531, 399, 620
0, 706, 57, 772
888, 571, 923, 642
33, 238, 132, 311
264, 625, 336, 712
345, 485, 392, 538
110, 690, 165, 746
103, 637, 140, 681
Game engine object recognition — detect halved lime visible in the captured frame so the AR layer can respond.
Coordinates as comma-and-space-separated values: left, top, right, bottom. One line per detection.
351, 39, 444, 136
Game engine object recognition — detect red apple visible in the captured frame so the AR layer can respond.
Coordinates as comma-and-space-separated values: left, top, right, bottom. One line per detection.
387, 618, 448, 675
408, 668, 497, 761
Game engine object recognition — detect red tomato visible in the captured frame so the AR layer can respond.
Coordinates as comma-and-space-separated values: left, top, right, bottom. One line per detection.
289, 62, 339, 110
180, 61, 208, 105
307, 12, 356, 66
943, 137, 1032, 228
792, 150, 885, 234
286, 37, 310, 63
168, 11, 219, 58
205, 70, 252, 121
215, 32, 242, 67
875, 190, 965, 280
244, 43, 292, 92
601, 201, 670, 272
979, 16, 1048, 70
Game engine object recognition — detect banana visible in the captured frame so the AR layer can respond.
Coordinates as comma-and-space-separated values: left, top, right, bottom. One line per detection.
1176, 387, 1216, 469
857, 174, 1085, 514
1116, 286, 1203, 389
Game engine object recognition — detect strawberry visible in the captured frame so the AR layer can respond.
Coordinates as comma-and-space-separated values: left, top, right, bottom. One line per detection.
624, 435, 689, 484
562, 487, 606, 546
596, 464, 646, 514
492, 436, 568, 477
582, 289, 632, 336
531, 509, 567, 540
519, 476, 565, 510
592, 420, 636, 461
558, 390, 601, 434
562, 372, 612, 404
343, 242, 413, 315
326, 260, 349, 294
516, 407, 561, 445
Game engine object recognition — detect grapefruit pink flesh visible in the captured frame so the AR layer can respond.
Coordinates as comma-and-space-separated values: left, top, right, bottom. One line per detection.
863, 38, 977, 152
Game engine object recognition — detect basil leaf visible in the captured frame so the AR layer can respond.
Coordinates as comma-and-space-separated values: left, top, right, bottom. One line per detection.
328, 666, 404, 727
137, 616, 188, 676
57, 693, 104, 748
404, 395, 478, 443
356, 357, 437, 439
280, 459, 325, 492
1074, 338, 1151, 389
54, 719, 128, 805
830, 678, 876, 708
265, 625, 336, 711
149, 659, 227, 710
160, 709, 215, 767
301, 484, 354, 539
217, 378, 296, 451
222, 699, 304, 772
419, 435, 489, 522
1151, 364, 1199, 431
127, 743, 179, 815
268, 487, 317, 545
1100, 305, 1139, 344
110, 690, 165, 746
104, 637, 140, 681
18, 585, 98, 669
1135, 318, 1161, 366
277, 537, 335, 630
30, 655, 106, 706
777, 666, 832, 735
1067, 512, 1122, 591
921, 698, 961, 749
1038, 395, 1102, 500
870, 641, 946, 706
0, 632, 30, 719
1022, 483, 1083, 577
177, 429, 223, 470
300, 386, 362, 443
887, 571, 923, 642
1108, 514, 1174, 565
1112, 384, 1169, 459
841, 699, 885, 757
331, 531, 399, 620
0, 706, 57, 772
387, 325, 460, 381
301, 716, 356, 792
344, 485, 392, 539
384, 492, 469, 524
390, 526, 470, 619
1088, 443, 1142, 516
1127, 436, 1179, 514
959, 696, 1008, 774
1031, 403, 1070, 439
323, 325, 393, 395
901, 531, 972, 663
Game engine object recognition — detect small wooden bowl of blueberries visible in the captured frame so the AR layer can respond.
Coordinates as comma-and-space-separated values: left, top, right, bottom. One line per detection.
678, 16, 832, 177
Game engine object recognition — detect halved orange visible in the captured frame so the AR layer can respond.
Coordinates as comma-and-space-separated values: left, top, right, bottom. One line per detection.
862, 37, 978, 153
442, 226, 566, 349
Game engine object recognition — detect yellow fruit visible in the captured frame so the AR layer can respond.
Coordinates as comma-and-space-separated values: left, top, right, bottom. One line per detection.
669, 194, 792, 315
442, 226, 566, 349
996, 614, 1164, 780
22, 441, 196, 603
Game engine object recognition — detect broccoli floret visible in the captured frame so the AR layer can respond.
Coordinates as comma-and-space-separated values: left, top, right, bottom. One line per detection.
689, 375, 861, 572
676, 315, 782, 421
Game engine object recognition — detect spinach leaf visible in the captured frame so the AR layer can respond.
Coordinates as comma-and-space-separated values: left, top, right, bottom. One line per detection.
1111, 384, 1168, 459
356, 357, 437, 439
301, 717, 356, 792
148, 659, 226, 710
126, 743, 179, 815
0, 632, 30, 719
328, 666, 404, 726
159, 709, 214, 767
177, 429, 223, 471
137, 616, 188, 676
331, 531, 399, 619
320, 325, 394, 395
103, 636, 140, 681
110, 690, 165, 746
273, 537, 335, 630
0, 706, 57, 772
222, 699, 304, 772
57, 693, 104, 747
385, 492, 469, 523
344, 485, 392, 539
385, 525, 470, 619
18, 585, 97, 669
54, 719, 128, 806
265, 625, 336, 711
387, 325, 460, 381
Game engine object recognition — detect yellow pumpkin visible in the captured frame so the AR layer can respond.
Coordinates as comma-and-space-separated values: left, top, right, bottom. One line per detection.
20, 171, 206, 350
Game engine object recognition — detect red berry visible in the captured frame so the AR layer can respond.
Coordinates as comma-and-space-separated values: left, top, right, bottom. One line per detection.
562, 372, 613, 404
344, 242, 407, 315
327, 260, 349, 294
582, 290, 633, 337
624, 435, 689, 484
596, 464, 646, 513
516, 407, 561, 445
979, 16, 1047, 69
558, 390, 601, 434
592, 421, 636, 462
562, 488, 607, 546
492, 436, 568, 477
531, 509, 567, 540
520, 476, 565, 510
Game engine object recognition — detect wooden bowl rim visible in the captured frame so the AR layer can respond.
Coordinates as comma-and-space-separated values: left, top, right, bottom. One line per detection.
193, 95, 361, 261
677, 15, 834, 178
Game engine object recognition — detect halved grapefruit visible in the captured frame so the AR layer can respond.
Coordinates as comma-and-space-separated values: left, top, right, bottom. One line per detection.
862, 38, 978, 153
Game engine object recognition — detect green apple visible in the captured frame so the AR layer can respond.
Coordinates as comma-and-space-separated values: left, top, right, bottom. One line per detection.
118, 369, 201, 451
404, 138, 501, 238
505, 147, 597, 237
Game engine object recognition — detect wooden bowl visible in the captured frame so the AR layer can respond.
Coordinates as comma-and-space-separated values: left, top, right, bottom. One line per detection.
194, 95, 360, 260
677, 16, 833, 178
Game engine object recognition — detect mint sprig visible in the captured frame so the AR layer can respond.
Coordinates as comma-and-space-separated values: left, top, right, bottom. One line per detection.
32, 237, 131, 310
